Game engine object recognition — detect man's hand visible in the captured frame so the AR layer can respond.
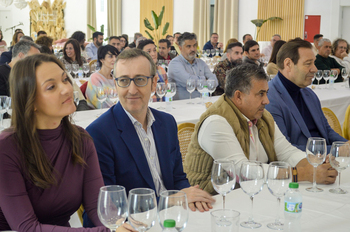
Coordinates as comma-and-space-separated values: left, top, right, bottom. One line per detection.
117, 223, 137, 232
181, 185, 215, 212
296, 158, 337, 184
217, 42, 223, 49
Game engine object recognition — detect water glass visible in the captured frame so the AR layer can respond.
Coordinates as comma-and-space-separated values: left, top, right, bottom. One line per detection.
0, 95, 8, 130
96, 87, 107, 116
266, 161, 292, 230
315, 70, 323, 88
341, 68, 348, 87
329, 141, 350, 194
72, 64, 79, 78
65, 63, 72, 75
239, 161, 264, 229
156, 82, 167, 109
196, 78, 207, 105
211, 209, 240, 232
306, 137, 327, 192
329, 70, 338, 89
83, 63, 90, 77
323, 70, 331, 88
158, 190, 188, 231
186, 79, 196, 104
107, 87, 118, 105
128, 188, 157, 232
207, 79, 216, 98
211, 159, 236, 209
97, 185, 128, 232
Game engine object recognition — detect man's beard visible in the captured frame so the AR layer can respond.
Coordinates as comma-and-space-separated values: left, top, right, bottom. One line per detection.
230, 58, 242, 65
96, 41, 102, 46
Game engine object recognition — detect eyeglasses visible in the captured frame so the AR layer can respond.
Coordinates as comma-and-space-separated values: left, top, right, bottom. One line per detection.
115, 76, 153, 87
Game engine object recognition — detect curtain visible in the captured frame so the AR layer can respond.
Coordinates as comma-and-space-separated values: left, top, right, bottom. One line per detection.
257, 0, 304, 41
213, 0, 239, 48
87, 0, 96, 40
140, 0, 174, 41
193, 0, 211, 49
107, 0, 122, 37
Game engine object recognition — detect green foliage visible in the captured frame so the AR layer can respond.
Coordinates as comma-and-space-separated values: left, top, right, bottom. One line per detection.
143, 6, 169, 46
251, 17, 283, 41
87, 24, 109, 41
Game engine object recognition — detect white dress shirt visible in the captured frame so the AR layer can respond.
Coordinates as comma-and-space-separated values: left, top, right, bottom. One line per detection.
198, 114, 305, 174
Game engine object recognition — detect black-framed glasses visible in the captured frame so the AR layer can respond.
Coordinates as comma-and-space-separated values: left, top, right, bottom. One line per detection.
115, 76, 153, 88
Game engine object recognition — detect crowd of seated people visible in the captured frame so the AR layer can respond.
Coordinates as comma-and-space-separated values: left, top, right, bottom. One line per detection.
0, 26, 350, 232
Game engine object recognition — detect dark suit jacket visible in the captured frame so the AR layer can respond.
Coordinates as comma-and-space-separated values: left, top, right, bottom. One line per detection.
83, 102, 190, 227
0, 51, 12, 66
266, 73, 347, 152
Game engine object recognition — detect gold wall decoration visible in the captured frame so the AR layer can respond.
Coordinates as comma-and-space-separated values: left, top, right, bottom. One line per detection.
28, 0, 67, 40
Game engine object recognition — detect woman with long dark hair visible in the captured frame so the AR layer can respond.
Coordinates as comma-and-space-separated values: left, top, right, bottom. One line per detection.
266, 40, 286, 76
0, 53, 115, 231
60, 38, 87, 66
70, 31, 89, 61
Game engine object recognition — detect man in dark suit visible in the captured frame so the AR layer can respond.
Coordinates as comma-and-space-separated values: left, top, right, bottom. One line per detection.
83, 49, 214, 227
266, 38, 348, 153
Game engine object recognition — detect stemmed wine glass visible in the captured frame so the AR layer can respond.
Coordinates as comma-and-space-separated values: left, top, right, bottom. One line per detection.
156, 82, 166, 110
211, 159, 236, 209
341, 68, 348, 87
0, 95, 8, 130
196, 78, 207, 105
329, 70, 338, 89
97, 185, 128, 232
83, 63, 90, 78
166, 82, 176, 109
239, 161, 265, 229
107, 87, 118, 105
96, 86, 107, 117
323, 70, 331, 89
128, 188, 157, 232
65, 64, 72, 76
211, 49, 216, 57
149, 92, 155, 105
186, 79, 196, 104
315, 70, 323, 88
158, 190, 188, 231
5, 97, 11, 118
306, 137, 327, 192
72, 64, 79, 78
207, 79, 216, 99
329, 141, 350, 194
266, 161, 292, 230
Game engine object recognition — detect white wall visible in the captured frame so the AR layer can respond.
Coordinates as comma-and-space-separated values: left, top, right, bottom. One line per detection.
304, 0, 332, 39
121, 0, 140, 38
173, 0, 194, 34
238, 0, 258, 43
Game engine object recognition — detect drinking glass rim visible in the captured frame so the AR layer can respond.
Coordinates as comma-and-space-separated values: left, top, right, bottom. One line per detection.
210, 208, 240, 218
100, 185, 125, 192
308, 137, 326, 141
129, 187, 155, 196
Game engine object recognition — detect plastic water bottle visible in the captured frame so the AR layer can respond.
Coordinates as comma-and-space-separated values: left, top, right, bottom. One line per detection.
163, 219, 177, 232
284, 182, 302, 232
78, 67, 83, 79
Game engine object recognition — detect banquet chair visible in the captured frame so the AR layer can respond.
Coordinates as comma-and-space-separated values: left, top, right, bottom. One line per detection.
342, 105, 350, 140
322, 107, 342, 136
80, 81, 88, 99
177, 122, 195, 163
89, 59, 97, 68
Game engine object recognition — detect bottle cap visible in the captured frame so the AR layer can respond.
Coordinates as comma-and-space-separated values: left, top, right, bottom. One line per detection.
289, 182, 299, 189
163, 219, 176, 228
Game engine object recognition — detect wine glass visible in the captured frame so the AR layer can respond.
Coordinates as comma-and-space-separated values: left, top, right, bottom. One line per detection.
149, 91, 155, 105
196, 78, 207, 105
306, 137, 327, 192
329, 141, 350, 194
211, 159, 236, 209
315, 70, 323, 88
5, 97, 11, 117
341, 68, 348, 87
186, 79, 196, 104
206, 49, 210, 57
330, 70, 338, 89
128, 188, 157, 232
96, 86, 107, 116
211, 49, 216, 57
156, 82, 166, 109
219, 49, 224, 56
207, 79, 216, 98
166, 82, 176, 109
158, 190, 188, 231
72, 64, 79, 78
83, 63, 90, 78
107, 87, 118, 105
0, 95, 8, 130
239, 161, 264, 229
97, 185, 128, 232
65, 63, 72, 75
323, 70, 331, 89
266, 161, 292, 230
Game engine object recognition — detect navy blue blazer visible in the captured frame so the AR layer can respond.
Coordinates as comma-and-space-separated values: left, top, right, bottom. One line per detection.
83, 103, 190, 227
266, 73, 347, 152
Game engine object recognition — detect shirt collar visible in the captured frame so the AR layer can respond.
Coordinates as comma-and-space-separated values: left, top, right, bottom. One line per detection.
123, 107, 155, 128
242, 114, 258, 125
180, 54, 197, 65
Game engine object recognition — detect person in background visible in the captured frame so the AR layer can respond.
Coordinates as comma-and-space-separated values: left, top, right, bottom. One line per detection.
120, 34, 129, 51
70, 31, 89, 61
213, 42, 243, 96
173, 32, 181, 55
220, 38, 239, 60
85, 31, 103, 61
9, 31, 24, 51
166, 34, 174, 45
0, 35, 34, 66
313, 34, 323, 55
108, 36, 122, 52
35, 35, 54, 54
0, 53, 131, 232
135, 36, 147, 48
128, 32, 142, 48
266, 40, 286, 76
60, 39, 87, 68
242, 40, 264, 68
37, 30, 47, 37
261, 34, 281, 61
314, 38, 344, 83
83, 49, 215, 229
157, 39, 176, 62
242, 34, 253, 45
203, 33, 223, 57
330, 38, 350, 73
168, 32, 218, 100
0, 30, 7, 47
86, 45, 119, 109
0, 40, 40, 96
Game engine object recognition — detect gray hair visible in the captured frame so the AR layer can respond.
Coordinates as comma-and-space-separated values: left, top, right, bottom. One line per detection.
135, 36, 147, 47
318, 38, 331, 47
178, 32, 197, 47
225, 63, 268, 98
12, 40, 41, 58
114, 48, 156, 78
20, 35, 34, 42
272, 34, 281, 39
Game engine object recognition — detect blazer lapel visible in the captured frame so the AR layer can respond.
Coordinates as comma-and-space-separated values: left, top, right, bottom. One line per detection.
113, 103, 156, 190
274, 76, 311, 138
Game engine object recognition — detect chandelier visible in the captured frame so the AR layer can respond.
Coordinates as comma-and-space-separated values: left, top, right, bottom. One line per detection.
0, 0, 13, 7
0, 0, 27, 9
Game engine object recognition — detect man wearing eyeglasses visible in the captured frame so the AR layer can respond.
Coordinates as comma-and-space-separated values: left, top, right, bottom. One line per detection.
83, 49, 215, 228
